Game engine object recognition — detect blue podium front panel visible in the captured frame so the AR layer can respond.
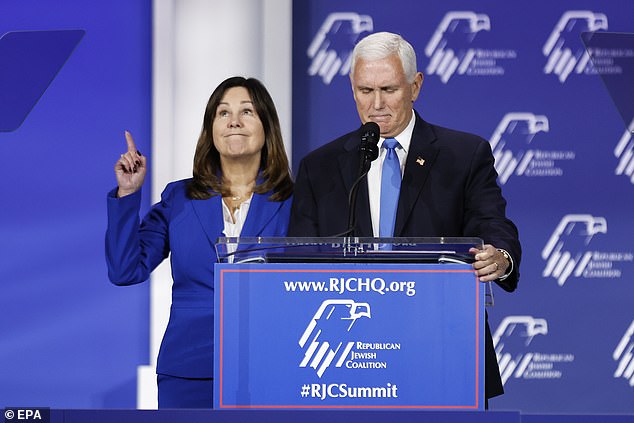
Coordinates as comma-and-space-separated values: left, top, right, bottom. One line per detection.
214, 263, 485, 409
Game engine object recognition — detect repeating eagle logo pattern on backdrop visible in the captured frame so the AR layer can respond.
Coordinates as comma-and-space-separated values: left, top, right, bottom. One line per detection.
543, 10, 608, 83
299, 299, 371, 377
424, 11, 490, 83
493, 316, 548, 384
615, 119, 634, 184
488, 112, 577, 185
424, 11, 517, 83
542, 214, 607, 286
489, 112, 550, 184
295, 2, 634, 410
307, 12, 373, 85
614, 320, 634, 387
493, 316, 574, 384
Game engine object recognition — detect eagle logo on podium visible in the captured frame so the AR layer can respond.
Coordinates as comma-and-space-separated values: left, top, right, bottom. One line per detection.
493, 316, 548, 385
489, 112, 550, 184
307, 12, 373, 85
424, 11, 491, 83
542, 214, 607, 286
543, 10, 608, 83
299, 299, 371, 377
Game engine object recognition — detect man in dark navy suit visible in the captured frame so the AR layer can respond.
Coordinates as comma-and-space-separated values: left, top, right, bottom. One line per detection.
289, 31, 521, 403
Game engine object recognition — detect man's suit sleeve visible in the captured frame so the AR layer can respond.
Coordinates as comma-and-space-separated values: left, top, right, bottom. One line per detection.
464, 139, 521, 292
288, 159, 320, 237
105, 185, 173, 285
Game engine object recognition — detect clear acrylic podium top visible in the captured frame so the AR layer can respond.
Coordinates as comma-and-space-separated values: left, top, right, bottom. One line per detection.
215, 237, 484, 264
582, 31, 634, 133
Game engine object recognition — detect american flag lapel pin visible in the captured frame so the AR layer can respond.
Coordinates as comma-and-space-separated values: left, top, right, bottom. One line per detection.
416, 156, 425, 166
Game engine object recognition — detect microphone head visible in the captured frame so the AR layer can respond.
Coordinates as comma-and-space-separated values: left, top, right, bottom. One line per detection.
366, 142, 379, 162
360, 121, 380, 146
359, 121, 380, 162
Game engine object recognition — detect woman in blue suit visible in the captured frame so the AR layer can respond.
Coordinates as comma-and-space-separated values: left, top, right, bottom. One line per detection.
106, 77, 293, 408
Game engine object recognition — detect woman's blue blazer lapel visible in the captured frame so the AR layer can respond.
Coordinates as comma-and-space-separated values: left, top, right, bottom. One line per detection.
189, 192, 283, 245
241, 192, 283, 237
190, 195, 224, 248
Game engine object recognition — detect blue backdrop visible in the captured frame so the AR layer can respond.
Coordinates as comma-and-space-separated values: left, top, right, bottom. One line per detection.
292, 0, 634, 413
0, 0, 151, 408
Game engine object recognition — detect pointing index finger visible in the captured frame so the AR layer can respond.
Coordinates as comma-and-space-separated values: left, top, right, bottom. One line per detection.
125, 130, 137, 153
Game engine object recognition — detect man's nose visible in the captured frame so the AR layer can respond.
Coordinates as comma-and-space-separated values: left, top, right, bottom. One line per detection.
373, 91, 384, 109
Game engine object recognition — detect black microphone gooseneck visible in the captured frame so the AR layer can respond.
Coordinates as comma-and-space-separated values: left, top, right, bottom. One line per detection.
338, 121, 380, 238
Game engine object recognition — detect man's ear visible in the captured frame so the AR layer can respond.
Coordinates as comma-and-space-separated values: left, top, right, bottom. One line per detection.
411, 72, 424, 102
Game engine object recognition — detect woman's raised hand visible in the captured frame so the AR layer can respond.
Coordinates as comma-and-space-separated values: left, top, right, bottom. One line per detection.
115, 131, 147, 197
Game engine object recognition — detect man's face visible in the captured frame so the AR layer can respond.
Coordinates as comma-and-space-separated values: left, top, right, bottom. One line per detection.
351, 55, 423, 138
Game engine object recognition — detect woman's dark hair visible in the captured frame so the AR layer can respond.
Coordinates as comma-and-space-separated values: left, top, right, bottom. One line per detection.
187, 76, 293, 201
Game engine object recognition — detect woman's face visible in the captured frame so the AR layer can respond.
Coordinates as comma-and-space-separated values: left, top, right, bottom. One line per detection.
212, 86, 265, 163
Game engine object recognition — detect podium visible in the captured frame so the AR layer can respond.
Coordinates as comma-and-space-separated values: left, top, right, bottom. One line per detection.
213, 237, 486, 410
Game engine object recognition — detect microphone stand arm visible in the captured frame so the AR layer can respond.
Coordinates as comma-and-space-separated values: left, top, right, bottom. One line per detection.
342, 141, 378, 238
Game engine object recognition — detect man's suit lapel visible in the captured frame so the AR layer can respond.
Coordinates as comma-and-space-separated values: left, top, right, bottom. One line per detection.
341, 135, 373, 237
394, 114, 439, 237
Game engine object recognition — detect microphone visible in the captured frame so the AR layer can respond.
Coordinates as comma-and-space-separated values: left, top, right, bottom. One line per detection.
340, 122, 380, 237
358, 121, 380, 175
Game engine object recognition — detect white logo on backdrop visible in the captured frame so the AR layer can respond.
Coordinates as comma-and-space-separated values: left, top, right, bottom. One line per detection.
614, 320, 634, 387
425, 11, 516, 83
615, 119, 634, 184
543, 215, 633, 285
299, 299, 371, 377
489, 113, 576, 184
425, 11, 490, 83
307, 13, 373, 85
543, 10, 608, 83
493, 316, 574, 384
542, 214, 607, 286
490, 113, 549, 184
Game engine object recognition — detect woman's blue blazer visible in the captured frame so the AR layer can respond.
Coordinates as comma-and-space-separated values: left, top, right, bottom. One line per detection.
106, 179, 291, 377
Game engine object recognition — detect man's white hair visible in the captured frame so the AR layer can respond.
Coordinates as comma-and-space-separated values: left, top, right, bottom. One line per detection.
350, 32, 418, 83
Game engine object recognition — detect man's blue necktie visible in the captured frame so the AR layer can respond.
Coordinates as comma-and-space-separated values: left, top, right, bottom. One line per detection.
379, 138, 401, 237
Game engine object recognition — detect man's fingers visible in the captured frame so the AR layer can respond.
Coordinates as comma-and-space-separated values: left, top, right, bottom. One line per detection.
125, 130, 137, 153
470, 244, 505, 281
